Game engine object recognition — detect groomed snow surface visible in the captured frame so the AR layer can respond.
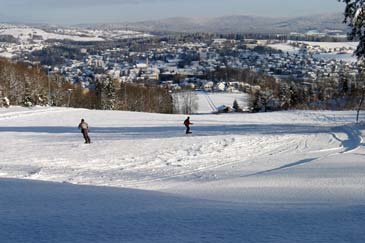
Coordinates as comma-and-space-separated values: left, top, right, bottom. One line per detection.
1, 107, 365, 243
195, 92, 249, 113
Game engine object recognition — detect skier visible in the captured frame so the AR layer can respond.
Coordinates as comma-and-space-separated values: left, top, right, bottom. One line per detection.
78, 119, 91, 144
184, 116, 193, 134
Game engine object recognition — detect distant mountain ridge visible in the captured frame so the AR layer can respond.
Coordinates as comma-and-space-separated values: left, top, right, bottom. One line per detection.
118, 13, 347, 34
1, 13, 347, 35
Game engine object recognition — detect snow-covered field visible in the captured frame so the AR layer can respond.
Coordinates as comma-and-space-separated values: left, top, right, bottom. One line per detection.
269, 41, 358, 52
0, 27, 105, 42
0, 25, 152, 43
196, 91, 249, 113
267, 43, 300, 53
1, 106, 365, 242
268, 41, 358, 62
0, 24, 153, 58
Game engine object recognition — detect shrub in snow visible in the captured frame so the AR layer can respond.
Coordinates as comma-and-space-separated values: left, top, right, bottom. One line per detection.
23, 96, 33, 107
24, 101, 33, 107
36, 94, 49, 106
1, 97, 10, 108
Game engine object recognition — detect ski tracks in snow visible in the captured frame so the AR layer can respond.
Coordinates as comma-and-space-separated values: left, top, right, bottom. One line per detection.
243, 124, 364, 178
120, 134, 314, 187
204, 92, 217, 113
0, 107, 364, 190
331, 125, 364, 154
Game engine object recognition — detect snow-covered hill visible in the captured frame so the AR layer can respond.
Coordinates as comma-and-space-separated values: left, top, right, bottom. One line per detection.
268, 41, 358, 62
0, 24, 153, 58
0, 107, 364, 242
0, 26, 105, 42
0, 24, 152, 43
126, 13, 347, 34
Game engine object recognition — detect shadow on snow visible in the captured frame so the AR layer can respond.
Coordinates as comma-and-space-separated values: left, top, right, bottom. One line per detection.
0, 123, 333, 137
1, 178, 365, 243
0, 123, 362, 152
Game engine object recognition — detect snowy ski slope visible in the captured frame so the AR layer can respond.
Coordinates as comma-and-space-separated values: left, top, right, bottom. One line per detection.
0, 107, 364, 242
195, 91, 249, 113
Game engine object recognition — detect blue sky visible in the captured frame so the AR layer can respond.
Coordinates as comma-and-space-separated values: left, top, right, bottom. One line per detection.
0, 0, 344, 24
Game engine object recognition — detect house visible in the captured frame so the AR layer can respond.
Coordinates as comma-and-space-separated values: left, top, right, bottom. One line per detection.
204, 81, 214, 92
215, 82, 226, 92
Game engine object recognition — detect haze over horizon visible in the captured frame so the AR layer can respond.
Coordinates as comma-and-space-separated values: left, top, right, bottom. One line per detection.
0, 0, 344, 25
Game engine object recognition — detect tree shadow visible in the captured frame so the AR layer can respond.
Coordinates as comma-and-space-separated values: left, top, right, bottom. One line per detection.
243, 158, 319, 177
1, 178, 365, 243
0, 123, 333, 138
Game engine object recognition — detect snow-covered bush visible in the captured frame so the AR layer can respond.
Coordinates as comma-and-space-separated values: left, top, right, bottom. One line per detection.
1, 97, 10, 108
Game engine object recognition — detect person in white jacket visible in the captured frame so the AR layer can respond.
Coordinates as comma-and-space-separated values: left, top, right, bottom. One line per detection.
78, 119, 91, 144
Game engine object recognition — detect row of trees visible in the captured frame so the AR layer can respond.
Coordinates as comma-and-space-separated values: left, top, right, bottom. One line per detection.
95, 80, 173, 113
0, 58, 51, 107
206, 67, 365, 112
0, 58, 99, 108
0, 58, 174, 113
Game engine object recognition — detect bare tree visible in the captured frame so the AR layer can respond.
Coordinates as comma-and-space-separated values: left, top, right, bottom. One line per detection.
180, 91, 198, 114
357, 87, 365, 123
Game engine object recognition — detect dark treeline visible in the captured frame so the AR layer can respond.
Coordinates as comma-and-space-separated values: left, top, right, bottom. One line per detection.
0, 35, 17, 43
230, 33, 350, 42
145, 32, 349, 42
93, 79, 173, 113
32, 46, 86, 66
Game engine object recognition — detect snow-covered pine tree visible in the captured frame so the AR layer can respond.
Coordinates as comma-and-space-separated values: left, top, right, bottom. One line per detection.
339, 0, 365, 120
339, 0, 365, 61
102, 79, 118, 110
94, 77, 118, 110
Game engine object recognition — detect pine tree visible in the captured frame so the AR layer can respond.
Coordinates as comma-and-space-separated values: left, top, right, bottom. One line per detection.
339, 0, 365, 61
339, 0, 365, 120
250, 91, 262, 113
232, 99, 240, 111
102, 79, 117, 110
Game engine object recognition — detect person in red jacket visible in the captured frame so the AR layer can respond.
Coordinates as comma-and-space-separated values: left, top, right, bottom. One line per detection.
184, 116, 193, 134
78, 119, 91, 144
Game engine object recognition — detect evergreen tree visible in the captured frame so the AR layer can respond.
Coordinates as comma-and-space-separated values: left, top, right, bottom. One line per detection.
289, 85, 299, 107
340, 0, 365, 119
102, 79, 117, 110
232, 99, 240, 111
339, 0, 365, 61
250, 91, 262, 113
